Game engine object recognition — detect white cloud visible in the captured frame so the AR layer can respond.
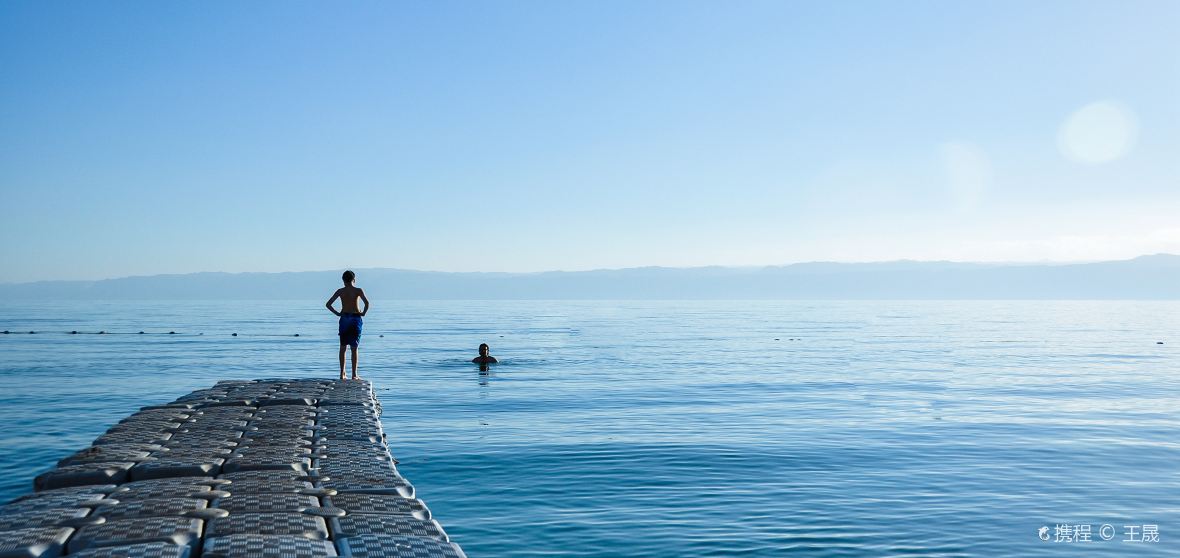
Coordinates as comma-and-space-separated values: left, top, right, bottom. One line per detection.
952, 227, 1180, 262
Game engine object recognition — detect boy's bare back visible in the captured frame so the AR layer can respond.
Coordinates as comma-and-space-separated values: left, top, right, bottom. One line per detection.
327, 270, 369, 380
331, 286, 367, 315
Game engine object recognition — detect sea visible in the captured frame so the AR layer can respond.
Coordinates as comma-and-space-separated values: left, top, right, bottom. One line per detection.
0, 300, 1177, 557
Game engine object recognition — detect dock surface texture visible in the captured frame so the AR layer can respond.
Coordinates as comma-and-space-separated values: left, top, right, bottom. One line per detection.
0, 379, 467, 558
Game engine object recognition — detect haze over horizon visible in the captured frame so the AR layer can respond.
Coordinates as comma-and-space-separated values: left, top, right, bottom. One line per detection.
3, 253, 1178, 299
3, 252, 1179, 285
2, 2, 1178, 283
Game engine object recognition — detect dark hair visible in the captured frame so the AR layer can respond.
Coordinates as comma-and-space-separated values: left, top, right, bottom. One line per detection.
479, 343, 489, 351
342, 270, 355, 284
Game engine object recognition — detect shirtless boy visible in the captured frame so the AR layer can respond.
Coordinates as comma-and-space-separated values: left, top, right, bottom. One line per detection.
472, 343, 498, 365
325, 270, 370, 380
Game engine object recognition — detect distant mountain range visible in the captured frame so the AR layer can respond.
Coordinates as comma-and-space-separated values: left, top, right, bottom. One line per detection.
2, 254, 1179, 300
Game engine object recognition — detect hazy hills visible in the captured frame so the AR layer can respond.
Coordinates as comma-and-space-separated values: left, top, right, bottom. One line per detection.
2, 254, 1179, 300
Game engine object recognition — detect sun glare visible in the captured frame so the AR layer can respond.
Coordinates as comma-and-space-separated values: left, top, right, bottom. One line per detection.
1057, 101, 1138, 164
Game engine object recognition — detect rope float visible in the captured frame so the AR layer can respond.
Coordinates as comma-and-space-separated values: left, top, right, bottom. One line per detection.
0, 331, 390, 338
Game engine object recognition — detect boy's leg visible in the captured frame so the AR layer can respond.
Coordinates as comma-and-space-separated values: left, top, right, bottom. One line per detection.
350, 346, 359, 379
338, 343, 347, 380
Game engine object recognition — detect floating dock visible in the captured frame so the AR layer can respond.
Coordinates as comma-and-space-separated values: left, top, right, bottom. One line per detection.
0, 379, 467, 558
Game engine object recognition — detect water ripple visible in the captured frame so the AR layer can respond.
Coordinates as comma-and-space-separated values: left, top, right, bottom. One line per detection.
1, 300, 1178, 557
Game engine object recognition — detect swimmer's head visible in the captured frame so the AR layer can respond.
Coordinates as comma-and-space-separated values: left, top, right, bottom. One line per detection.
342, 270, 355, 285
478, 343, 490, 356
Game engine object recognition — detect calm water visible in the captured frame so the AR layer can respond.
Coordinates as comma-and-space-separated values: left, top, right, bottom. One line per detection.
0, 300, 1177, 557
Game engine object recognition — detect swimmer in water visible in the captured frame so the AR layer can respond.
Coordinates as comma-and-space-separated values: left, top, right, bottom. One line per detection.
472, 343, 498, 365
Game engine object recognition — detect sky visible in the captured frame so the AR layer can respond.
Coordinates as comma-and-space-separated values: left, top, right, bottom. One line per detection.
1, 1, 1178, 283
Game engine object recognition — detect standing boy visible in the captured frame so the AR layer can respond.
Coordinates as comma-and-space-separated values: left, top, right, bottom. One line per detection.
325, 270, 369, 380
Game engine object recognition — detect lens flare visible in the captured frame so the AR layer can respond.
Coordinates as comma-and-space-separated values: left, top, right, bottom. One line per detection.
1057, 101, 1137, 164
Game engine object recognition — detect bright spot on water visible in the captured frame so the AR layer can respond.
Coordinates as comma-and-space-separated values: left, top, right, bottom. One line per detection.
1057, 101, 1137, 163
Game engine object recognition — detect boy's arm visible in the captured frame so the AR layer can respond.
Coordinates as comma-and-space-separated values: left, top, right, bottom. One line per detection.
325, 289, 342, 316
359, 289, 370, 316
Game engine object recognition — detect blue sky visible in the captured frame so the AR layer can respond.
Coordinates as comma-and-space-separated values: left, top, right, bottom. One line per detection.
1, 1, 1177, 282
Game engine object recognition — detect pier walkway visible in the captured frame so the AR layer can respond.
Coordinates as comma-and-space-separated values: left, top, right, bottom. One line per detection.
0, 379, 466, 558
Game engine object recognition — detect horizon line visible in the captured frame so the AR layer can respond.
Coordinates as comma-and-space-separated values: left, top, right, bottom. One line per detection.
4, 253, 1177, 286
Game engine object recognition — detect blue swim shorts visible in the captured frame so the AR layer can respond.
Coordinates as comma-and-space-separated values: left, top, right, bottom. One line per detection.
339, 313, 363, 348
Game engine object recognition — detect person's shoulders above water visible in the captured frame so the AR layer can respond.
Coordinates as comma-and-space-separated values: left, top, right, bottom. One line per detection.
472, 356, 498, 364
